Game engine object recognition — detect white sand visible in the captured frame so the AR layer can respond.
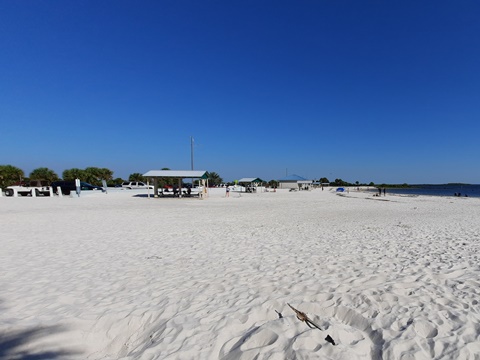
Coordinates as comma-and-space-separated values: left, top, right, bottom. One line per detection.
1, 188, 480, 359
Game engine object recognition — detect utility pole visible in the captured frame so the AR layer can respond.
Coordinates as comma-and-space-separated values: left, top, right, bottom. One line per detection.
191, 137, 194, 186
191, 136, 194, 171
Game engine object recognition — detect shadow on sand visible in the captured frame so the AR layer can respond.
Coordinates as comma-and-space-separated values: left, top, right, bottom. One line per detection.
0, 324, 81, 360
132, 193, 198, 199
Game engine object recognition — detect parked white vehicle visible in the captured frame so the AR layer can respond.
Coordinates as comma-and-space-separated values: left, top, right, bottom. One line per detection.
121, 181, 153, 190
4, 180, 52, 197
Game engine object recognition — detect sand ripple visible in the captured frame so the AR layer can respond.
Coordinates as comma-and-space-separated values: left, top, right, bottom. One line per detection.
1, 189, 480, 359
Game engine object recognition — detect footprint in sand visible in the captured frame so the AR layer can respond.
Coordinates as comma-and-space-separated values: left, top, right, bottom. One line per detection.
413, 320, 438, 338
220, 306, 384, 360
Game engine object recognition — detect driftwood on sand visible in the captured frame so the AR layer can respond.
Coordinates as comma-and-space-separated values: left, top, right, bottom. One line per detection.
287, 303, 336, 345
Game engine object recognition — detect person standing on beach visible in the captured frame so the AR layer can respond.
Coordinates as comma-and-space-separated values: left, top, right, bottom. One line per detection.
226, 186, 230, 198
383, 188, 386, 196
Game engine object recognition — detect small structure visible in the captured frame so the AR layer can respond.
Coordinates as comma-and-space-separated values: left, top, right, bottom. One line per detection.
312, 181, 329, 190
297, 180, 313, 191
143, 170, 208, 198
237, 177, 264, 193
277, 174, 312, 190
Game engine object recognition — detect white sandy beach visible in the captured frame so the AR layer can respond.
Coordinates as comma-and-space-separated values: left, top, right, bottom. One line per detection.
1, 188, 479, 359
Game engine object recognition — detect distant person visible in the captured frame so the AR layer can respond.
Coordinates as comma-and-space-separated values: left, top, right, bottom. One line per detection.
383, 188, 386, 196
378, 188, 382, 196
226, 186, 230, 197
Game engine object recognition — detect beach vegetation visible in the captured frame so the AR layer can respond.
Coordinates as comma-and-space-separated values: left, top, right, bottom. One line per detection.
62, 167, 114, 186
0, 164, 25, 188
84, 167, 113, 185
205, 171, 223, 186
63, 168, 86, 181
332, 178, 347, 186
29, 167, 59, 183
108, 177, 124, 187
128, 173, 146, 182
268, 180, 279, 188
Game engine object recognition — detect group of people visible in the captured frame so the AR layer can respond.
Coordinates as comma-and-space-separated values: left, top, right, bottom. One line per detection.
162, 187, 192, 197
377, 187, 386, 196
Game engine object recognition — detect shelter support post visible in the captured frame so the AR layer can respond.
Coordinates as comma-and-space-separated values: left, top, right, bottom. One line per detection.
153, 178, 158, 198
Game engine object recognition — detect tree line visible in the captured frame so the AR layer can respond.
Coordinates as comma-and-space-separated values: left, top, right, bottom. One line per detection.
1, 164, 402, 190
0, 165, 227, 189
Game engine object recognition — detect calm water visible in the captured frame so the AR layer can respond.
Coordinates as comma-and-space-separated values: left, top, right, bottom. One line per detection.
369, 184, 480, 198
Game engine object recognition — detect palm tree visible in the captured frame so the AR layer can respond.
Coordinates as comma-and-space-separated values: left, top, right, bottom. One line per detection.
108, 177, 124, 187
206, 171, 223, 187
84, 167, 113, 186
29, 167, 59, 183
0, 165, 25, 188
128, 173, 146, 182
268, 180, 278, 188
62, 168, 86, 181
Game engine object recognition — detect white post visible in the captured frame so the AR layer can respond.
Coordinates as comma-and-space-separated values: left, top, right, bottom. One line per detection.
32, 188, 37, 197
75, 179, 81, 197
57, 187, 63, 197
0, 188, 2, 197
153, 178, 158, 198
49, 187, 53, 197
13, 188, 18, 197
102, 180, 108, 194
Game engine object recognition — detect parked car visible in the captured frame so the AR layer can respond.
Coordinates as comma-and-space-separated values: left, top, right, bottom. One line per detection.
51, 181, 104, 195
121, 181, 154, 190
4, 180, 51, 197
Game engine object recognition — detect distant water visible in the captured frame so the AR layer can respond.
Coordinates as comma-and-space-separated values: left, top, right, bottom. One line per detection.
368, 184, 480, 198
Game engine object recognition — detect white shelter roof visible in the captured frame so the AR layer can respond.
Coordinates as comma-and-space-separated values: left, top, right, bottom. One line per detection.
143, 170, 207, 179
238, 177, 263, 183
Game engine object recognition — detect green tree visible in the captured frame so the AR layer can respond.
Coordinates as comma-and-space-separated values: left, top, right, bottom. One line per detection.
206, 171, 223, 186
0, 165, 25, 188
84, 167, 114, 186
319, 177, 329, 184
63, 168, 86, 181
29, 167, 59, 183
107, 177, 124, 187
128, 173, 146, 182
268, 180, 278, 188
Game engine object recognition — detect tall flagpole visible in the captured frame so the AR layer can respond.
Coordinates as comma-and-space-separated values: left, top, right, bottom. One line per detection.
191, 136, 194, 170
191, 137, 194, 186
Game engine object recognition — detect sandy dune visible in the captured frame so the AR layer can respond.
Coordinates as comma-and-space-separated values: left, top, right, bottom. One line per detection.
1, 188, 479, 359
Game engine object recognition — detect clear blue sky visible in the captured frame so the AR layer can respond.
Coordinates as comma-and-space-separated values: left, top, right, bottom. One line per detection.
1, 1, 479, 184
